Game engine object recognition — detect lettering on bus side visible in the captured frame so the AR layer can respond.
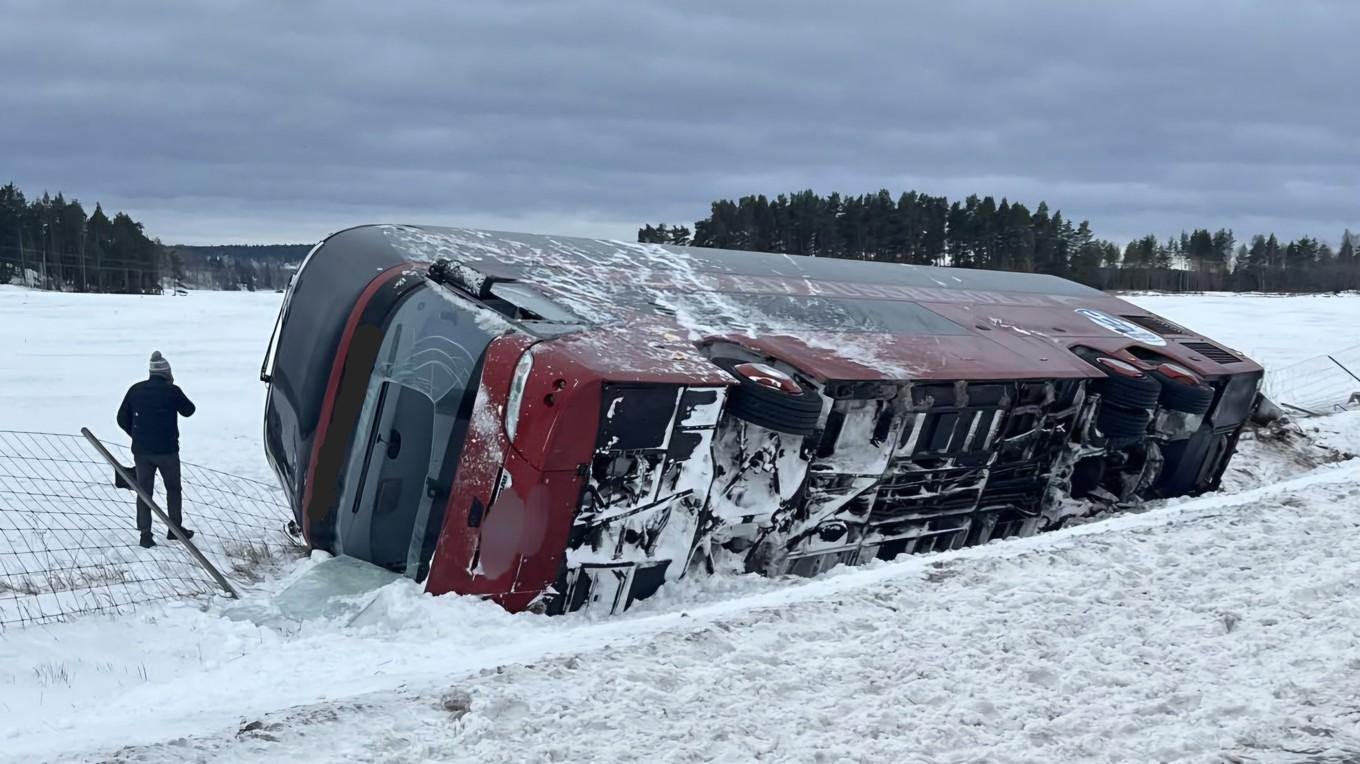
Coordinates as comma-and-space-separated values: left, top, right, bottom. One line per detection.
718, 275, 1060, 307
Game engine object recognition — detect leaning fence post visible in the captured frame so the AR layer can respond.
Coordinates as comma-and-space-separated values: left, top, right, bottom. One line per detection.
1326, 355, 1360, 386
80, 428, 239, 599
1278, 401, 1322, 418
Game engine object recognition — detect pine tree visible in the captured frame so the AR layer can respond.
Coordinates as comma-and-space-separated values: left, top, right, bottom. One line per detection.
1068, 221, 1104, 287
1264, 234, 1283, 292
168, 248, 188, 294
86, 204, 112, 292
1186, 229, 1215, 288
0, 184, 26, 284
1337, 231, 1356, 291
945, 200, 973, 268
1244, 235, 1269, 291
1316, 242, 1337, 293
1209, 229, 1234, 286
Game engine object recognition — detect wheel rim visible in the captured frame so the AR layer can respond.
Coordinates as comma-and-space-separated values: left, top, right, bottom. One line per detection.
1097, 356, 1144, 378
732, 362, 804, 395
1156, 362, 1201, 386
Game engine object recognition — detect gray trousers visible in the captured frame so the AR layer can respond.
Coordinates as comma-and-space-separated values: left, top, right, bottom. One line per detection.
134, 453, 182, 532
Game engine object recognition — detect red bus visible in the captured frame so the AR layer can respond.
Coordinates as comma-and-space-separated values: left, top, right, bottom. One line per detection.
261, 225, 1264, 614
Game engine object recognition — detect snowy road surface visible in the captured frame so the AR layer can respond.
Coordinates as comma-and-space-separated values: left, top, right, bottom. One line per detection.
1, 287, 1358, 762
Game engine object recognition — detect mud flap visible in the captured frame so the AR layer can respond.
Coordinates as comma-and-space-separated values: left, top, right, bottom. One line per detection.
1156, 425, 1218, 496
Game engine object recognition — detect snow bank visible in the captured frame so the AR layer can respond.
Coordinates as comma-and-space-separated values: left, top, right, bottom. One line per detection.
2, 289, 1360, 762
8, 457, 1358, 763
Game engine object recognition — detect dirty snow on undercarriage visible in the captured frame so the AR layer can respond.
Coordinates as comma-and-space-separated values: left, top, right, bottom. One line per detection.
560, 351, 1259, 614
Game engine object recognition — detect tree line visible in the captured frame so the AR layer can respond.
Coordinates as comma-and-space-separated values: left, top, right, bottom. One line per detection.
0, 183, 165, 293
1, 183, 312, 294
167, 244, 310, 292
639, 190, 1358, 293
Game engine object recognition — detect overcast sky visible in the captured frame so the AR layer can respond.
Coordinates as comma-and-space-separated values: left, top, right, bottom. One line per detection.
3, 0, 1356, 246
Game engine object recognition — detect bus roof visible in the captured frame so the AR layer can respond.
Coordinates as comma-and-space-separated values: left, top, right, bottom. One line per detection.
309, 224, 1258, 383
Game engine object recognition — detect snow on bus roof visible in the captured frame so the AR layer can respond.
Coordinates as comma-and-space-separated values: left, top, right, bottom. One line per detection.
382, 224, 1100, 298
378, 224, 1105, 329
364, 224, 1127, 381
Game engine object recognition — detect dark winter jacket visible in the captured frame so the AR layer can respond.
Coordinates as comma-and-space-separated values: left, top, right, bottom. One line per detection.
117, 376, 196, 455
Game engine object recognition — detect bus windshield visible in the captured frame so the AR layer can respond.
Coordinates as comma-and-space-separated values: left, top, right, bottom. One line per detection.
337, 283, 512, 576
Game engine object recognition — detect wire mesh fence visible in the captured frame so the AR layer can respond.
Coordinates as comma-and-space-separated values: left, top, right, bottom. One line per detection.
0, 430, 299, 630
1262, 345, 1360, 417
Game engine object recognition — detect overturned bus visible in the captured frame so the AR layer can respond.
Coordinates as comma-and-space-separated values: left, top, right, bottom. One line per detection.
260, 225, 1264, 615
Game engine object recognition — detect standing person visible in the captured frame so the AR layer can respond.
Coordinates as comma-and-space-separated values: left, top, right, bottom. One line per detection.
116, 351, 197, 548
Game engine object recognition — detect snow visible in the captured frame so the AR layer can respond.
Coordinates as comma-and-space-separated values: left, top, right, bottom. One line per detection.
798, 329, 922, 379
385, 226, 927, 379
1128, 292, 1360, 414
8, 456, 1360, 763
1126, 292, 1360, 369
466, 380, 506, 469
0, 287, 283, 481
1, 286, 1359, 762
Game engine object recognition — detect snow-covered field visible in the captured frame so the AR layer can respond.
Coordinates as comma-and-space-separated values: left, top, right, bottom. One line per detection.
0, 286, 282, 480
1, 287, 1359, 763
1128, 292, 1360, 369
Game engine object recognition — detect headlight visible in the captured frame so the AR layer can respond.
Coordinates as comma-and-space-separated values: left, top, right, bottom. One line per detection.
504, 350, 534, 442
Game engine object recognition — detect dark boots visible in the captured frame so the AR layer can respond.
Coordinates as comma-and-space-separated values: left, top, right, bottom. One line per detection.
139, 528, 195, 546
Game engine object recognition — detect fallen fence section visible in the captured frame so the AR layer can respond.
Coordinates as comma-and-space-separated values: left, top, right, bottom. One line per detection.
1263, 345, 1360, 417
81, 428, 240, 599
0, 430, 298, 630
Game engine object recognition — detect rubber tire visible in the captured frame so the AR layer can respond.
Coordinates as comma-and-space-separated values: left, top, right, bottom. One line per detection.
1148, 369, 1214, 415
1095, 369, 1162, 410
1097, 404, 1151, 441
714, 358, 824, 436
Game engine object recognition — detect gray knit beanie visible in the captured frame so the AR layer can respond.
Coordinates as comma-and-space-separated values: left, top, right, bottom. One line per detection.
149, 350, 173, 380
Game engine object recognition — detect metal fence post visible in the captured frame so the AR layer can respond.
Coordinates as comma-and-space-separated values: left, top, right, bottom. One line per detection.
80, 428, 239, 599
1326, 355, 1360, 386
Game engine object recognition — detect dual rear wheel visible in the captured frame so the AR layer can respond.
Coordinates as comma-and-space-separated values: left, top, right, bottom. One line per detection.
1090, 356, 1214, 442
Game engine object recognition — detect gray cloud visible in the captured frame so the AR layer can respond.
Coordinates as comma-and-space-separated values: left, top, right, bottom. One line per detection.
2, 0, 1357, 245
